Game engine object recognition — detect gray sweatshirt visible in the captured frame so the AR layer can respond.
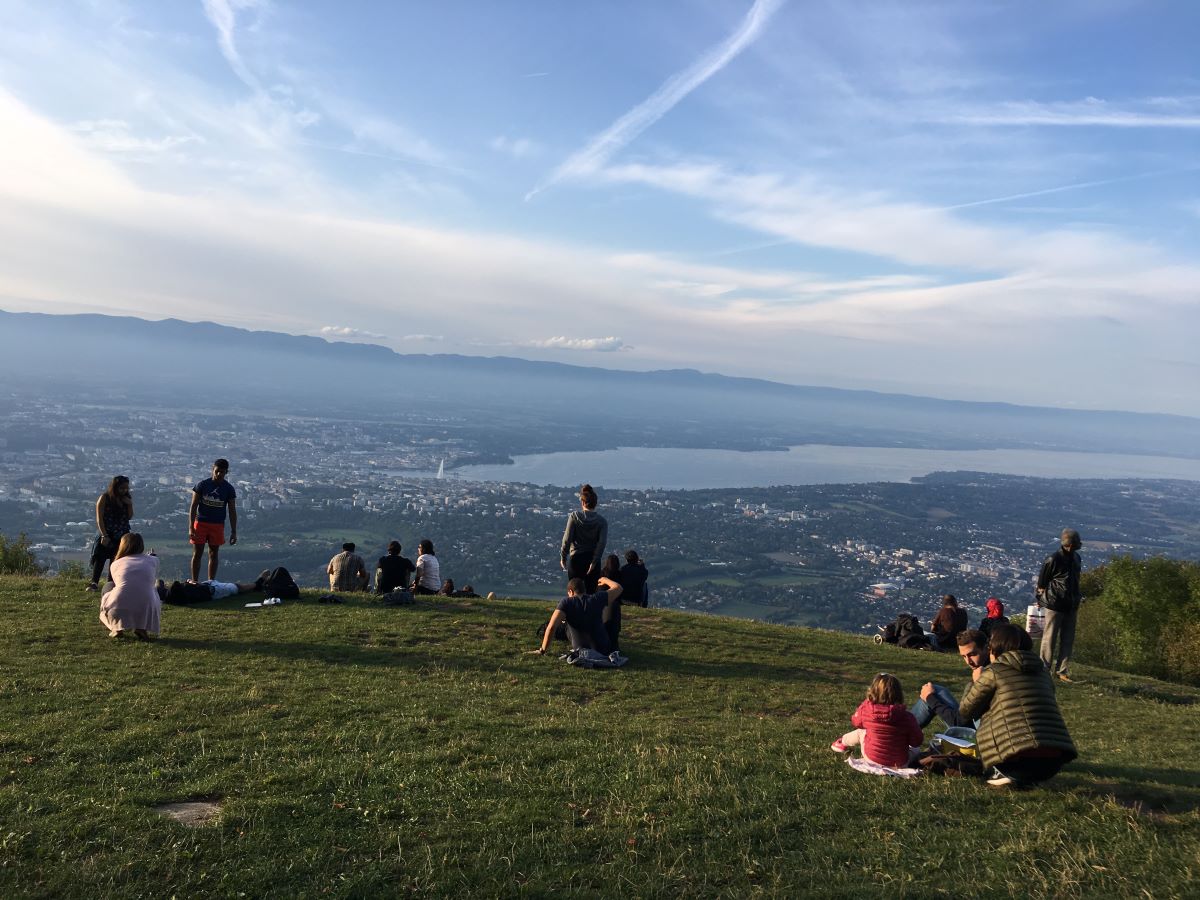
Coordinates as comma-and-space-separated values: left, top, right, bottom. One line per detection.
560, 509, 608, 569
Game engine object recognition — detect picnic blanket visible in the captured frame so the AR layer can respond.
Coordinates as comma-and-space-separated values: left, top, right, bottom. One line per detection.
560, 648, 628, 669
846, 756, 923, 778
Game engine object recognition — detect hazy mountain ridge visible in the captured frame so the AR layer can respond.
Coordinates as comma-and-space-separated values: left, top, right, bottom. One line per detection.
5, 309, 1198, 459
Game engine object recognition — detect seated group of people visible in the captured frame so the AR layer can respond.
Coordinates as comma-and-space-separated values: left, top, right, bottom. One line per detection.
534, 550, 649, 657
327, 539, 479, 597
834, 623, 1077, 788
927, 593, 1009, 649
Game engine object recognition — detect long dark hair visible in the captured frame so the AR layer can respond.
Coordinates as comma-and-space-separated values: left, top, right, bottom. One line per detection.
418, 539, 435, 556
601, 553, 621, 580
103, 476, 131, 510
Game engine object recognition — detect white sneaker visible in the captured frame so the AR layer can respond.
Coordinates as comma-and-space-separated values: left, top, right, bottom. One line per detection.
987, 769, 1014, 787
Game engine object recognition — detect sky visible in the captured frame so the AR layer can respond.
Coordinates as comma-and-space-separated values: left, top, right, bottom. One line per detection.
0, 0, 1198, 415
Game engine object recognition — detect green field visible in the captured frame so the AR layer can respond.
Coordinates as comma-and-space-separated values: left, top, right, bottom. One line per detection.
1, 575, 1198, 897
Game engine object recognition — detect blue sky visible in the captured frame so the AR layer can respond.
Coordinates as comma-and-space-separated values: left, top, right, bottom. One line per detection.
1, 0, 1198, 414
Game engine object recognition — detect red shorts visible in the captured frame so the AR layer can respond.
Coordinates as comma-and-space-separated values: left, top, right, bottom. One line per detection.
190, 521, 226, 547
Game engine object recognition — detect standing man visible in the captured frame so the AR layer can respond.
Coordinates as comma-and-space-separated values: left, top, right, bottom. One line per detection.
188, 458, 237, 582
1037, 528, 1083, 683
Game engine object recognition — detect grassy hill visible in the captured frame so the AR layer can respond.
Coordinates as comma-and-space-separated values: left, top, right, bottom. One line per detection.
1, 576, 1197, 898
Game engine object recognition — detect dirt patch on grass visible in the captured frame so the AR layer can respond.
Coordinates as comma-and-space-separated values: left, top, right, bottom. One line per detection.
154, 800, 223, 827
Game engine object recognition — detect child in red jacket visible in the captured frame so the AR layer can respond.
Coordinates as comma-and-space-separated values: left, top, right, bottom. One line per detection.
831, 673, 924, 767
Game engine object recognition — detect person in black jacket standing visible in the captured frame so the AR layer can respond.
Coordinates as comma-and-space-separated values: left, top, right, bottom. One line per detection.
1036, 528, 1083, 683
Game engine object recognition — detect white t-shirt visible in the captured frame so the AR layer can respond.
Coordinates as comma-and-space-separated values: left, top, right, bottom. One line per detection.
415, 553, 440, 590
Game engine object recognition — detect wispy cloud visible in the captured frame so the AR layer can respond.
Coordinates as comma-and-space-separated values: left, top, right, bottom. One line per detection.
530, 336, 628, 352
319, 325, 385, 340
940, 97, 1200, 129
200, 0, 264, 91
939, 168, 1188, 211
402, 333, 445, 342
490, 135, 541, 159
526, 0, 786, 199
73, 119, 199, 156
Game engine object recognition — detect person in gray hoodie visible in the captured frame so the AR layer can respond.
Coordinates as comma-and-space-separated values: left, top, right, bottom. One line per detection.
560, 483, 608, 592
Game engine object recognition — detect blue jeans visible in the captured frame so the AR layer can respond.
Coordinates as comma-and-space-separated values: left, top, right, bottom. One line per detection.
910, 683, 961, 729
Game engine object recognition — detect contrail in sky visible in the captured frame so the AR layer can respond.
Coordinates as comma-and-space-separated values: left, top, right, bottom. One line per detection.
941, 167, 1194, 211
526, 0, 786, 200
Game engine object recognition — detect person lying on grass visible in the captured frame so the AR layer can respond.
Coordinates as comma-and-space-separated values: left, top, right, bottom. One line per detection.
957, 623, 1077, 788
532, 576, 623, 656
831, 672, 924, 768
911, 628, 992, 731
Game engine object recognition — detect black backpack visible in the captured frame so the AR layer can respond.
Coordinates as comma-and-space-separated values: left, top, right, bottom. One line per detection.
257, 567, 300, 600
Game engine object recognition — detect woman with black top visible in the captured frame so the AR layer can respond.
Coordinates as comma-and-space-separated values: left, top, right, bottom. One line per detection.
88, 476, 133, 592
600, 553, 624, 651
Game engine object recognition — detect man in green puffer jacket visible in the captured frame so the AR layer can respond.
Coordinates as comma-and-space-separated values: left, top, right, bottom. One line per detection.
958, 623, 1077, 788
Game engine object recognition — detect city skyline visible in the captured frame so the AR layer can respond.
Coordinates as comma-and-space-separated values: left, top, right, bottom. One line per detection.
1, 1, 1198, 415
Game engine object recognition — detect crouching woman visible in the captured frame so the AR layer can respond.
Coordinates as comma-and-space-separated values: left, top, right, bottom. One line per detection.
957, 623, 1076, 787
99, 533, 161, 640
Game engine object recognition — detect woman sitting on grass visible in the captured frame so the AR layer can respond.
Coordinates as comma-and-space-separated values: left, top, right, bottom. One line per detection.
930, 594, 968, 650
99, 533, 160, 641
957, 623, 1077, 788
413, 539, 440, 595
831, 672, 924, 767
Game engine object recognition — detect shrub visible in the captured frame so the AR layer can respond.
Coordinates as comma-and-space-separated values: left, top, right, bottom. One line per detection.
0, 531, 46, 576
56, 560, 88, 580
1075, 556, 1200, 684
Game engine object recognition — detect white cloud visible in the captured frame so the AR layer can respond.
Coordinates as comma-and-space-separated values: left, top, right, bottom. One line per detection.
73, 119, 199, 155
530, 336, 627, 352
402, 334, 445, 342
528, 0, 785, 198
938, 97, 1200, 129
489, 135, 541, 159
320, 325, 385, 340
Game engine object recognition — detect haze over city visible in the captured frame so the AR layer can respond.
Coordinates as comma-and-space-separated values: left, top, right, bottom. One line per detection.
2, 0, 1198, 414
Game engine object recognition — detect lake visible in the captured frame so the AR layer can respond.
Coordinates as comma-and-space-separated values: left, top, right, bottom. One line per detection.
435, 444, 1200, 490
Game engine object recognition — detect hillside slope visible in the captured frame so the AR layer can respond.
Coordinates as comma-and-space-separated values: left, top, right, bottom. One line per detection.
1, 576, 1197, 898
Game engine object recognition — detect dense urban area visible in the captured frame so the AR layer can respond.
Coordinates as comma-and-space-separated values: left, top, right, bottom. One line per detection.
3, 397, 1198, 634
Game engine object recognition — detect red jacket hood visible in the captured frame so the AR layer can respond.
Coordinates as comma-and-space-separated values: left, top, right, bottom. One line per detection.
986, 598, 1004, 618
857, 700, 912, 725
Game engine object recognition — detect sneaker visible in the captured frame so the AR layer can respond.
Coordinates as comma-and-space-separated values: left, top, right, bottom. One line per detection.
987, 769, 1014, 787
830, 739, 849, 753
85, 583, 99, 592
1058, 673, 1074, 683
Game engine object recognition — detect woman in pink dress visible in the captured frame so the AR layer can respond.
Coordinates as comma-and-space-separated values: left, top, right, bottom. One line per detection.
99, 533, 161, 640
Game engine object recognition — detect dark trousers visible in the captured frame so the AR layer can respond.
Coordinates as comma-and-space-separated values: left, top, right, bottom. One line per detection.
90, 537, 117, 583
567, 553, 598, 592
602, 598, 622, 652
565, 623, 611, 655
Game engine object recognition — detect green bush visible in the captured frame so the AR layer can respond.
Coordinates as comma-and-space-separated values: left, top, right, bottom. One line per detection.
1075, 555, 1200, 684
56, 560, 88, 580
0, 531, 45, 576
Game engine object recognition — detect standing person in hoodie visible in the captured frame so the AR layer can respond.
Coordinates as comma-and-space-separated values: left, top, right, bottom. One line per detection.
830, 673, 924, 768
1036, 528, 1083, 683
560, 483, 607, 593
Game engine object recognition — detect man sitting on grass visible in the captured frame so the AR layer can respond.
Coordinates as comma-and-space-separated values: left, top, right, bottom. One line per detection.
911, 629, 992, 730
533, 575, 623, 656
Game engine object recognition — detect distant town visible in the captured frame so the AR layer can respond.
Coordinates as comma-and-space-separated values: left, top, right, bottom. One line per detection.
3, 396, 1197, 634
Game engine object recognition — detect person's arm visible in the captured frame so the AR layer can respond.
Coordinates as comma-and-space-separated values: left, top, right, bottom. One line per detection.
850, 701, 865, 730
957, 668, 997, 723
374, 567, 385, 592
535, 609, 564, 654
327, 558, 335, 576
1035, 555, 1053, 596
95, 496, 108, 543
414, 557, 426, 585
227, 499, 237, 545
906, 713, 924, 748
125, 495, 134, 520
597, 575, 622, 603
187, 491, 200, 539
560, 517, 574, 570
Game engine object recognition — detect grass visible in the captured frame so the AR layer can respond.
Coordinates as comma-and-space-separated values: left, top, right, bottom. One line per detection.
1, 575, 1198, 898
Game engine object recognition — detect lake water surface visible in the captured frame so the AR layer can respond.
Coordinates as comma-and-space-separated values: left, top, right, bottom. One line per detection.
441, 444, 1200, 490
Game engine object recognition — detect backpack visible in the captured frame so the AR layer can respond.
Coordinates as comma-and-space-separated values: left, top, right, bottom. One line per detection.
257, 567, 300, 600
163, 580, 214, 605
